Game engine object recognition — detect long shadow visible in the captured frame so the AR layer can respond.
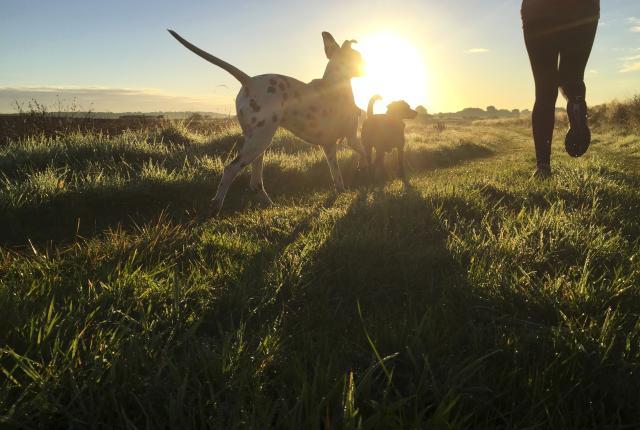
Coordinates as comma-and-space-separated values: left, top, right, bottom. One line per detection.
231, 185, 483, 426
277, 184, 471, 350
0, 178, 215, 247
225, 179, 640, 427
196, 193, 338, 338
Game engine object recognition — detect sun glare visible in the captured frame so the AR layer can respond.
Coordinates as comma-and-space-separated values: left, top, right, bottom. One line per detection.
352, 32, 429, 114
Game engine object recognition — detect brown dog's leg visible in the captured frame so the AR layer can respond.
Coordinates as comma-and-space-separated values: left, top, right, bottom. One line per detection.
374, 149, 386, 181
364, 141, 373, 180
397, 146, 408, 183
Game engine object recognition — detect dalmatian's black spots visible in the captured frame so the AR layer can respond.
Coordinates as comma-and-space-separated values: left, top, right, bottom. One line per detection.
188, 31, 363, 213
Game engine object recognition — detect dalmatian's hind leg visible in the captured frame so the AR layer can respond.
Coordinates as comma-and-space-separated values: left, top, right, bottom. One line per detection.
250, 153, 274, 206
210, 126, 277, 216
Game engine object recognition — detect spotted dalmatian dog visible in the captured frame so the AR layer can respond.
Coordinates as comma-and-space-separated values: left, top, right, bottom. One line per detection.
168, 30, 366, 216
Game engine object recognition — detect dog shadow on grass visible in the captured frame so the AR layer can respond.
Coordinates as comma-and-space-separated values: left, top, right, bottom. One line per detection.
202, 172, 640, 427
196, 182, 496, 426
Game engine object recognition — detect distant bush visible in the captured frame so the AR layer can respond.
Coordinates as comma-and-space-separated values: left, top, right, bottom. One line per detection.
590, 95, 640, 130
0, 97, 96, 143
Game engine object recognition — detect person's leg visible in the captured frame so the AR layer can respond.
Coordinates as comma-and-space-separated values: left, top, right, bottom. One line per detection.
558, 21, 598, 101
558, 20, 598, 157
524, 27, 560, 170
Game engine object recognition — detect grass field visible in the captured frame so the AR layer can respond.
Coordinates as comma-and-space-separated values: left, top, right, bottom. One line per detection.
1, 114, 640, 428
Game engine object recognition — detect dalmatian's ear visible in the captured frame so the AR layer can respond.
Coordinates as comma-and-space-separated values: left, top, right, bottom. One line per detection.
341, 40, 358, 49
322, 32, 340, 59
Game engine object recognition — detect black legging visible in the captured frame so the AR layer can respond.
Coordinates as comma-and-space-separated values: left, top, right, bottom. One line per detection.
523, 19, 598, 167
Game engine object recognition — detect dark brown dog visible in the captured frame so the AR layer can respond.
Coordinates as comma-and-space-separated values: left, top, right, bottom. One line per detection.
361, 95, 418, 182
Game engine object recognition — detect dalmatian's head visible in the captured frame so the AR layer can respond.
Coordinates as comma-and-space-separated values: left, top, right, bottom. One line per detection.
322, 32, 365, 79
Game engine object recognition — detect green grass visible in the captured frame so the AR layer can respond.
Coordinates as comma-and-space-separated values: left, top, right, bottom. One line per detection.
1, 119, 640, 429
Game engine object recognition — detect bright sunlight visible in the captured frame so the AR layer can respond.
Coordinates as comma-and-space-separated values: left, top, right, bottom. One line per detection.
352, 32, 430, 114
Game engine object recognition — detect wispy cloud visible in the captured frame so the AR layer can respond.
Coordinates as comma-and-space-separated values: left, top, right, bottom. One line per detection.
466, 48, 491, 54
0, 86, 234, 113
621, 62, 640, 73
629, 17, 640, 32
619, 52, 640, 73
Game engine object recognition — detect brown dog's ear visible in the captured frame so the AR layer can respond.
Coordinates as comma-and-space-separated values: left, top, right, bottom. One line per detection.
322, 32, 340, 59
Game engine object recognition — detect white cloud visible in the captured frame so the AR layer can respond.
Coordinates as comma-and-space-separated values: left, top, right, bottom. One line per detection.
619, 50, 640, 73
629, 17, 640, 32
620, 62, 640, 73
466, 48, 490, 54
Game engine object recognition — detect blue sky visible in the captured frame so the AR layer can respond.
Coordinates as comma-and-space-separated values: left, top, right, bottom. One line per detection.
1, 0, 638, 113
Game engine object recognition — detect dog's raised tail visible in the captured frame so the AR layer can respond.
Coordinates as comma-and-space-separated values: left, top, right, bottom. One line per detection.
367, 95, 382, 118
168, 30, 251, 87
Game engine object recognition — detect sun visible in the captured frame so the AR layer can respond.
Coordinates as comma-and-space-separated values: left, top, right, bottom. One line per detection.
351, 32, 429, 114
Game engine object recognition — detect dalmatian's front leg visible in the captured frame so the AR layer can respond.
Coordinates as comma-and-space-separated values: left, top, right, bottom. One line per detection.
322, 144, 346, 192
346, 133, 367, 170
